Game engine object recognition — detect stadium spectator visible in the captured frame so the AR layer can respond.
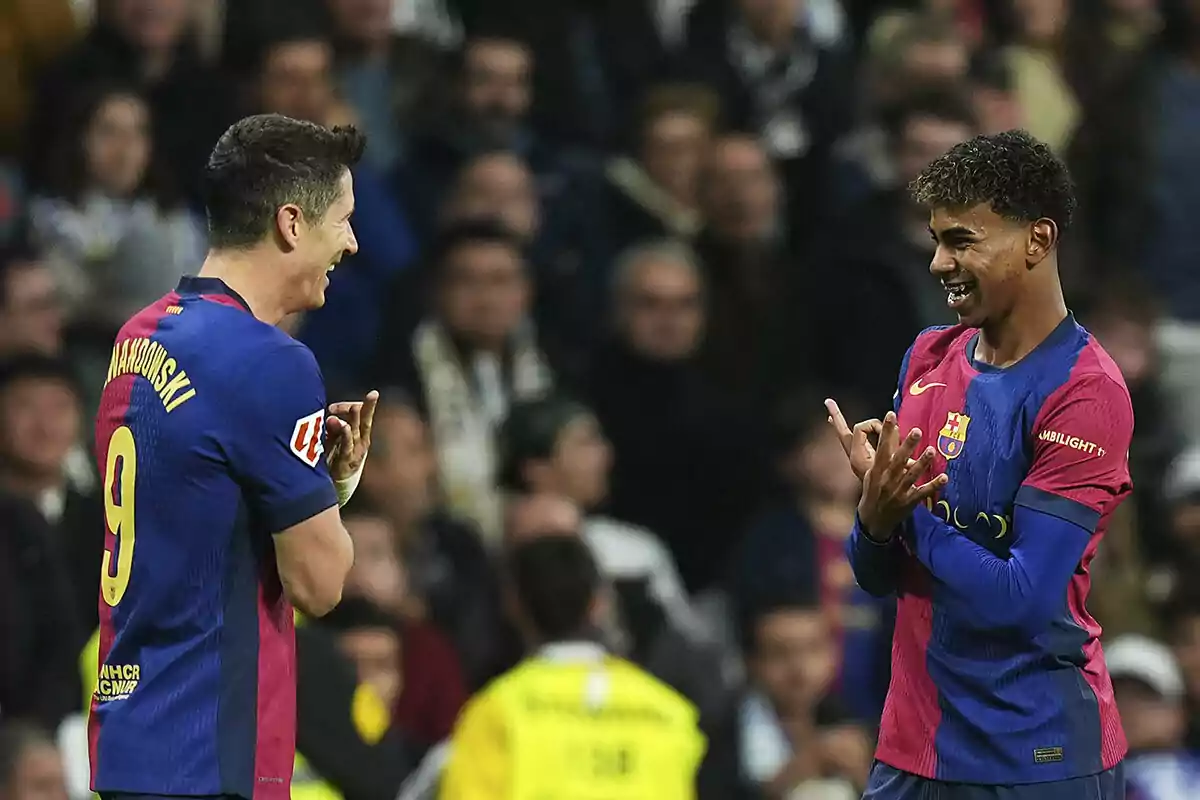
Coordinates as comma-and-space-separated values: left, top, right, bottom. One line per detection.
598, 84, 714, 259
588, 240, 763, 593
24, 0, 236, 206
0, 354, 101, 643
28, 84, 204, 329
372, 221, 553, 545
693, 133, 817, 409
734, 591, 873, 798
1165, 591, 1200, 751
358, 394, 505, 689
325, 0, 445, 173
733, 393, 893, 723
966, 49, 1023, 135
1108, 634, 1200, 798
439, 535, 706, 799
497, 394, 698, 640
254, 29, 351, 128
0, 722, 68, 800
0, 246, 64, 358
321, 592, 467, 748
0, 488, 78, 731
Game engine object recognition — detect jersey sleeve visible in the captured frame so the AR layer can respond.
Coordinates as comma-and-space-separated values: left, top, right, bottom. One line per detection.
225, 341, 339, 534
1015, 373, 1134, 533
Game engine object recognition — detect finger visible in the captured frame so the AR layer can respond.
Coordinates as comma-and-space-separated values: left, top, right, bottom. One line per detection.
888, 427, 924, 478
898, 446, 935, 491
875, 411, 898, 468
348, 402, 362, 445
850, 419, 881, 463
328, 401, 362, 417
825, 399, 853, 443
905, 473, 949, 505
359, 390, 379, 445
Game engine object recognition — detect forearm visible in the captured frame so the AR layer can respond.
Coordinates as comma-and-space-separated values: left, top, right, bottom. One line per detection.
909, 504, 1091, 633
846, 517, 901, 598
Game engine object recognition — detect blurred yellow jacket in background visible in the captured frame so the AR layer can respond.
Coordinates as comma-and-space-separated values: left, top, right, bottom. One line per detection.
439, 642, 704, 800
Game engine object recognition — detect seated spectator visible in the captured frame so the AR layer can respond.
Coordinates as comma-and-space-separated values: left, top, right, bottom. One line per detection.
1107, 635, 1200, 798
598, 85, 714, 260
588, 240, 764, 594
0, 490, 77, 731
321, 593, 466, 749
400, 30, 570, 240
733, 394, 892, 723
371, 222, 554, 545
736, 593, 873, 798
25, 0, 237, 206
325, 0, 445, 173
0, 722, 68, 800
0, 245, 64, 358
358, 394, 505, 689
497, 394, 699, 640
0, 354, 102, 641
1165, 592, 1200, 751
29, 84, 204, 330
438, 536, 705, 799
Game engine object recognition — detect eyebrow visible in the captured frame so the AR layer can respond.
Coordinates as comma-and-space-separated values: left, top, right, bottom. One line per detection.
929, 224, 976, 240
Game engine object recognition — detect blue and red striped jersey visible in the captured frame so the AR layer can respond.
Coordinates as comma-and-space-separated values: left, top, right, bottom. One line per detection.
90, 276, 339, 799
866, 315, 1132, 784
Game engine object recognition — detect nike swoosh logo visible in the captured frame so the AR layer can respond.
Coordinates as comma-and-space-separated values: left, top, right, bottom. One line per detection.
910, 379, 947, 396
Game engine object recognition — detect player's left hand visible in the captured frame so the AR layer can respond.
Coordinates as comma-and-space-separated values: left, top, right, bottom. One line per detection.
326, 390, 379, 481
857, 411, 947, 540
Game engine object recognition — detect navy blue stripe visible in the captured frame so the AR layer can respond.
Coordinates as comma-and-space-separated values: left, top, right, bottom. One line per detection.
1015, 485, 1101, 533
261, 483, 338, 534
217, 499, 258, 795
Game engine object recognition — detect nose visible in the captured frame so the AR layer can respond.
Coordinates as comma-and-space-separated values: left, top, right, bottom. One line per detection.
345, 224, 359, 256
928, 244, 956, 277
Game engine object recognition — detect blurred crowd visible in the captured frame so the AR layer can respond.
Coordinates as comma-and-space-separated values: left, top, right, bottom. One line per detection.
5, 0, 1200, 798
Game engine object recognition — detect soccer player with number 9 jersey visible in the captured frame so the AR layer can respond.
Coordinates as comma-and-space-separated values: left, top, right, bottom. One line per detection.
91, 115, 376, 800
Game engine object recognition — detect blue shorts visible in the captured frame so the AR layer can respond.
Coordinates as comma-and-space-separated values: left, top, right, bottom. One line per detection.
863, 761, 1125, 800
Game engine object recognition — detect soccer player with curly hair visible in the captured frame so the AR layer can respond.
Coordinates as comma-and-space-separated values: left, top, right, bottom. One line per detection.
827, 130, 1132, 798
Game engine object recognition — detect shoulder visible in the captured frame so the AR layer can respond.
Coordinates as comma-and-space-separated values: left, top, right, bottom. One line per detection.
1038, 333, 1133, 421
605, 657, 701, 724
899, 324, 972, 382
584, 517, 671, 562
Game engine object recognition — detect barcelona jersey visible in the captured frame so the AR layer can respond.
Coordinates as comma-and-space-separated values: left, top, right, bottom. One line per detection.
870, 316, 1132, 784
90, 276, 339, 799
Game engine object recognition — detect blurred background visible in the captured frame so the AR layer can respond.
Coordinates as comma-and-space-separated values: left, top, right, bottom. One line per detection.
5, 0, 1200, 798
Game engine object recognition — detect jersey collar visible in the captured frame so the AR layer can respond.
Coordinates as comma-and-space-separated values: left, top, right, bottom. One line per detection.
176, 276, 253, 314
538, 641, 606, 662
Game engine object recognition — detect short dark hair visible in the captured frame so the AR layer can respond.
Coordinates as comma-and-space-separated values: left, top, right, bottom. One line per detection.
0, 237, 43, 308
429, 218, 525, 278
497, 394, 592, 492
910, 129, 1077, 232
203, 114, 366, 249
883, 85, 977, 142
507, 536, 599, 641
0, 353, 80, 398
318, 595, 400, 635
739, 588, 823, 655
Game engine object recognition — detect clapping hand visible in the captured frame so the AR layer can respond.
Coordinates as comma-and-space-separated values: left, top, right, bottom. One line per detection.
326, 390, 379, 481
856, 412, 946, 542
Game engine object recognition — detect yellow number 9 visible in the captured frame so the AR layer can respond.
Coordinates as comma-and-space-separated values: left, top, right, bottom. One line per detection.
102, 426, 137, 607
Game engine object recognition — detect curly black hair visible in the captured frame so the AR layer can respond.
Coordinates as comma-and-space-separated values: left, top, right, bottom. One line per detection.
910, 130, 1077, 233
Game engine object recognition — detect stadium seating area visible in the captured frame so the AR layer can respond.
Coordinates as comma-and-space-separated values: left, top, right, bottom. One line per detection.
4, 0, 1200, 798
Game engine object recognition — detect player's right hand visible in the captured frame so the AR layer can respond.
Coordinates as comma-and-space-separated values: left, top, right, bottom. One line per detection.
857, 411, 947, 540
826, 398, 883, 481
326, 389, 379, 481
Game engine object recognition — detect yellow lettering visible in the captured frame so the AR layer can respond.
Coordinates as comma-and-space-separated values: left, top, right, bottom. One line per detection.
104, 339, 198, 411
1038, 429, 1101, 456
155, 357, 174, 392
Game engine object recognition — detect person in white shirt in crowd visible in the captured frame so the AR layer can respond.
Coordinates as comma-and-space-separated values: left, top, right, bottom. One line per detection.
1108, 634, 1200, 800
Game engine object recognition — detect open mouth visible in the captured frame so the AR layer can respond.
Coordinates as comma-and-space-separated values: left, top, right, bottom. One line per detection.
943, 278, 977, 309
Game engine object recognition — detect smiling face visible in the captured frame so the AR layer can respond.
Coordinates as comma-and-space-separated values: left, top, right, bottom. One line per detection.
926, 203, 1054, 328
280, 168, 358, 312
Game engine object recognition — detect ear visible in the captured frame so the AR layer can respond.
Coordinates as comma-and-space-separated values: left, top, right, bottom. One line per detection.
1026, 218, 1058, 267
275, 204, 304, 251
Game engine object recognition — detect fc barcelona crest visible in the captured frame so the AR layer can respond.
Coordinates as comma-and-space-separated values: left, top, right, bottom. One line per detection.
937, 411, 970, 460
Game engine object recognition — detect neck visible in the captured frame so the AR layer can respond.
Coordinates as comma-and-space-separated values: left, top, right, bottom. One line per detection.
198, 249, 290, 326
975, 269, 1068, 368
140, 46, 174, 82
